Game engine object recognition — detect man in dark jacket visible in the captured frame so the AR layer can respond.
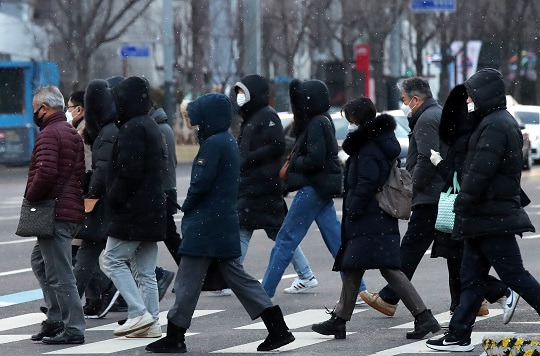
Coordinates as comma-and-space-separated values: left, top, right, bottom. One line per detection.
102, 77, 166, 338
146, 93, 295, 353
235, 74, 318, 294
426, 69, 540, 352
261, 79, 343, 299
28, 85, 86, 344
361, 77, 446, 316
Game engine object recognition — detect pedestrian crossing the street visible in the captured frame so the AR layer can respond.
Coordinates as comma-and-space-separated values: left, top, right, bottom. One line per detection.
0, 305, 513, 354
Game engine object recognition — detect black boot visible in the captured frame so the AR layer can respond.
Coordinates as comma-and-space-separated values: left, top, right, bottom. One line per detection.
311, 311, 347, 339
145, 321, 187, 353
406, 309, 441, 339
31, 320, 64, 341
257, 305, 295, 351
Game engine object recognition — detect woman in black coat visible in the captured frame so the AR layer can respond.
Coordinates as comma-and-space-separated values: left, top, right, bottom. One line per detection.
312, 97, 439, 340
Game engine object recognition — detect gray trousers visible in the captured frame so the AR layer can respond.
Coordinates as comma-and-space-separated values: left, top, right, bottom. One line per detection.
168, 255, 273, 329
335, 269, 426, 321
30, 221, 85, 336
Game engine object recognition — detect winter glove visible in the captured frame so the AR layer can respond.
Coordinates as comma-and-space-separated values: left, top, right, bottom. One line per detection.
430, 149, 443, 166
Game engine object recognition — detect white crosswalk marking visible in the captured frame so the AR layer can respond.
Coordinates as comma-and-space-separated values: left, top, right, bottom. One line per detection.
390, 309, 503, 329
212, 331, 356, 353
0, 335, 31, 344
368, 331, 512, 356
44, 332, 198, 354
236, 309, 365, 330
87, 310, 223, 331
0, 313, 44, 332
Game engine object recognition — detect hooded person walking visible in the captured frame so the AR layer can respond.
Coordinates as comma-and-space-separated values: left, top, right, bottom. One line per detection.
145, 92, 295, 353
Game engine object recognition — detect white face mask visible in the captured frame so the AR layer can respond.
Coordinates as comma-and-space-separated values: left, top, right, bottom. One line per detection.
65, 110, 73, 124
236, 93, 246, 107
467, 102, 476, 113
401, 102, 412, 118
347, 123, 358, 133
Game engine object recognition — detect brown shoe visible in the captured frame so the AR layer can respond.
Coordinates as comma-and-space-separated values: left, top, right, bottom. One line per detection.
477, 299, 489, 316
359, 291, 397, 316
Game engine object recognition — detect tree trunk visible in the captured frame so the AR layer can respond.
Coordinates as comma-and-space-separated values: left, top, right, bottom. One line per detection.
192, 0, 209, 96
371, 41, 387, 110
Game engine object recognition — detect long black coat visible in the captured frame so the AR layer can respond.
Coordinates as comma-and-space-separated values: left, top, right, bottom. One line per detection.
236, 75, 286, 229
106, 77, 166, 242
333, 114, 402, 271
454, 69, 535, 239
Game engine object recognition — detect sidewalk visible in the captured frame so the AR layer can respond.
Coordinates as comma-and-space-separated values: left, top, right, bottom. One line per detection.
176, 144, 199, 163
482, 334, 540, 355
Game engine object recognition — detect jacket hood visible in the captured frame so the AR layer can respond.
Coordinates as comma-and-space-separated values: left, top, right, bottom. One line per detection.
112, 76, 151, 126
464, 68, 506, 117
235, 74, 269, 117
289, 78, 330, 135
439, 84, 480, 145
84, 79, 117, 141
342, 113, 400, 160
106, 76, 125, 89
186, 93, 232, 140
151, 107, 168, 124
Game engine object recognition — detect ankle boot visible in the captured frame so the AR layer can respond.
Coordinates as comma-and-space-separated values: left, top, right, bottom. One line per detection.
406, 309, 441, 339
311, 312, 347, 339
257, 305, 295, 351
145, 321, 187, 353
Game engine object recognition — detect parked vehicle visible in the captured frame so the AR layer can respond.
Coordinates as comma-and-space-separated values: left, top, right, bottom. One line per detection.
0, 61, 59, 165
507, 105, 540, 166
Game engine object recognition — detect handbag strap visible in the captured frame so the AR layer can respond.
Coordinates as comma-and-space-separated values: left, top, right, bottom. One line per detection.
445, 172, 460, 194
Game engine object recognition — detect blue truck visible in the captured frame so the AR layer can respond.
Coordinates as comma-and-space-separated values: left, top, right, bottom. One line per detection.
0, 61, 59, 165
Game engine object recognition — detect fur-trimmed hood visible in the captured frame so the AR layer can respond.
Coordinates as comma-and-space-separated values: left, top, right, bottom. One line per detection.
84, 79, 117, 142
289, 78, 330, 135
342, 113, 400, 160
439, 84, 478, 145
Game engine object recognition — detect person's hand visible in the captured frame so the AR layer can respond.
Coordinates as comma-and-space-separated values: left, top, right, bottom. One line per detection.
430, 149, 443, 166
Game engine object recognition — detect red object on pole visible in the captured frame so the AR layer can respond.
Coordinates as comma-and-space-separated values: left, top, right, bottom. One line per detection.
355, 44, 370, 97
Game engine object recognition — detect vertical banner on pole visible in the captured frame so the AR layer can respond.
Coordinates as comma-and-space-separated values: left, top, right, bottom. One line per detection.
355, 44, 370, 97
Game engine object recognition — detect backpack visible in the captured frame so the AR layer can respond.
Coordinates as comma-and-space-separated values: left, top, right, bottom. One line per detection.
375, 159, 413, 220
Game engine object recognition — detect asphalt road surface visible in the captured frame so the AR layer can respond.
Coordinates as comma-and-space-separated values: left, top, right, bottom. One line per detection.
1, 164, 540, 355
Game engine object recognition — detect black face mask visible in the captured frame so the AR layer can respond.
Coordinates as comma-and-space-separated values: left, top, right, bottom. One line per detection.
33, 106, 45, 127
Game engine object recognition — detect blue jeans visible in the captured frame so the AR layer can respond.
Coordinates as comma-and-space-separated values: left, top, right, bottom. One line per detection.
103, 237, 159, 321
239, 227, 314, 280
261, 186, 366, 298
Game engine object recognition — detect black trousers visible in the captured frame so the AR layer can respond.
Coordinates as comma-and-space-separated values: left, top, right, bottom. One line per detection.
379, 204, 439, 304
163, 213, 181, 265
449, 234, 540, 337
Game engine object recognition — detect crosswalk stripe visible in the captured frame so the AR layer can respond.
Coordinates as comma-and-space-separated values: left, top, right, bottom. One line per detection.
0, 335, 32, 344
0, 267, 33, 277
390, 309, 503, 329
212, 331, 356, 353
44, 332, 198, 354
367, 331, 512, 355
0, 289, 43, 307
0, 238, 35, 245
236, 309, 366, 330
0, 313, 44, 332
87, 310, 223, 331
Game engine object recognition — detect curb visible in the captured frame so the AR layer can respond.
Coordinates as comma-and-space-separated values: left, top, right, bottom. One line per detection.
482, 334, 540, 355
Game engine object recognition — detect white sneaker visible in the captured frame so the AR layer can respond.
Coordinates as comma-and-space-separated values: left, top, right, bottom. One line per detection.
125, 321, 162, 338
499, 289, 520, 324
113, 311, 154, 336
284, 276, 318, 294
355, 292, 367, 306
211, 288, 232, 296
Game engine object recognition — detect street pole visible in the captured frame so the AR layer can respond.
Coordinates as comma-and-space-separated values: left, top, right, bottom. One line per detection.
243, 0, 261, 75
162, 0, 176, 126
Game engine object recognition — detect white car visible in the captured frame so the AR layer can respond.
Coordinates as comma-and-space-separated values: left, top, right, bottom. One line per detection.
507, 105, 540, 164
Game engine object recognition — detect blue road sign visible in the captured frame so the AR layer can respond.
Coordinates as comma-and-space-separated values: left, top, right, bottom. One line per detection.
411, 0, 456, 12
120, 45, 150, 58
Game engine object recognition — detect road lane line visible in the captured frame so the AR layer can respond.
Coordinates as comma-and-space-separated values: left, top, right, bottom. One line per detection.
0, 268, 33, 277
235, 309, 366, 330
0, 289, 43, 307
0, 313, 44, 332
368, 331, 512, 355
45, 332, 198, 354
0, 215, 20, 220
390, 309, 503, 329
212, 331, 356, 353
0, 238, 36, 245
87, 310, 223, 331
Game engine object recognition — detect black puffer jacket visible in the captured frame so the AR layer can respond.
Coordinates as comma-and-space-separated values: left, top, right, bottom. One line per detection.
106, 77, 167, 242
235, 75, 286, 229
286, 79, 342, 198
454, 68, 535, 239
407, 97, 446, 206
